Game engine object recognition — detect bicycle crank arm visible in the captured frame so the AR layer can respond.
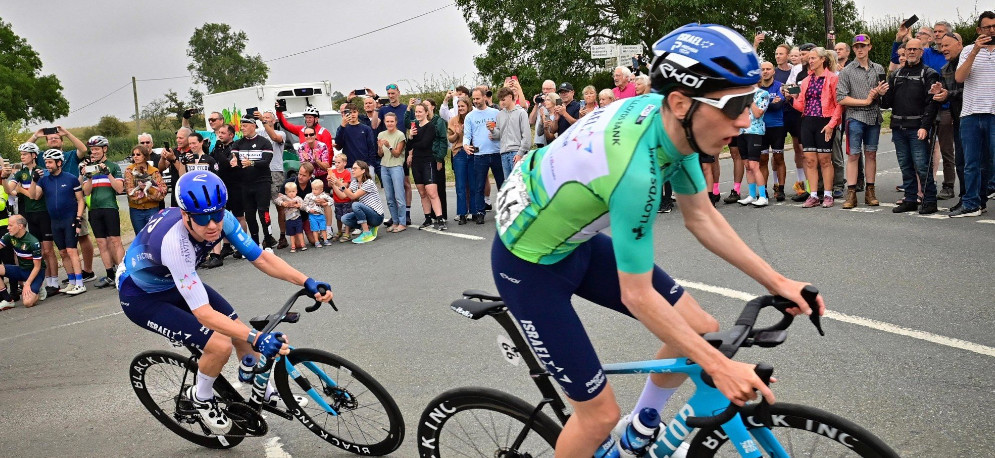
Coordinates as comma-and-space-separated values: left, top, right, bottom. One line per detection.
260, 402, 294, 420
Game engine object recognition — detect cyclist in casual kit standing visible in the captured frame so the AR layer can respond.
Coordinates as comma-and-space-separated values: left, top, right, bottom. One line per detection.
491, 24, 826, 456
117, 171, 333, 435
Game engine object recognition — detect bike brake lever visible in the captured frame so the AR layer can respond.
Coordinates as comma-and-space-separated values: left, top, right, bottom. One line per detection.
800, 286, 825, 336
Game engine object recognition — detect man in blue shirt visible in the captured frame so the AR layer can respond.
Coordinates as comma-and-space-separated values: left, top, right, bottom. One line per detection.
758, 62, 787, 200
27, 150, 87, 296
377, 84, 412, 222
463, 87, 501, 224
334, 105, 378, 171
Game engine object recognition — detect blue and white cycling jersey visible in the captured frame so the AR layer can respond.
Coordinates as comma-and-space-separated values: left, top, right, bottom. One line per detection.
120, 208, 262, 311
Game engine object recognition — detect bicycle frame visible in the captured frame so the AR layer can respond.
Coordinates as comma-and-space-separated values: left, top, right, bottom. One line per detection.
277, 346, 351, 416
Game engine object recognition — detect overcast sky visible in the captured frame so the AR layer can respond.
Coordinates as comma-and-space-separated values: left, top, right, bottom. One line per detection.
1, 0, 979, 129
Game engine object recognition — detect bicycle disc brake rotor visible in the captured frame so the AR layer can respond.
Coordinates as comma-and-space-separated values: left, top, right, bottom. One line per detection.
495, 449, 533, 458
226, 402, 268, 437
324, 386, 359, 411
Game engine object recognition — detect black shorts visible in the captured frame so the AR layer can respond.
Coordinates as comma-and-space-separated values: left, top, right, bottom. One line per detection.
225, 183, 245, 218
783, 107, 802, 139
24, 211, 53, 242
241, 183, 271, 212
411, 158, 437, 185
800, 116, 834, 153
698, 152, 716, 164
737, 134, 764, 161
760, 126, 786, 154
89, 207, 121, 238
120, 277, 237, 352
51, 218, 76, 251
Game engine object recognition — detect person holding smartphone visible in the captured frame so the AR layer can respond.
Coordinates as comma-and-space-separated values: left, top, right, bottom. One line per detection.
80, 136, 126, 288
836, 34, 888, 209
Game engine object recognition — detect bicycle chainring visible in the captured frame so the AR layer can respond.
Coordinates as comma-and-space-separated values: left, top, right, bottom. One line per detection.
226, 402, 268, 437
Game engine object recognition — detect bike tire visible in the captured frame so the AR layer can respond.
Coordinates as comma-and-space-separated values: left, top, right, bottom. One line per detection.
129, 350, 244, 449
273, 348, 404, 456
686, 402, 899, 457
417, 387, 562, 458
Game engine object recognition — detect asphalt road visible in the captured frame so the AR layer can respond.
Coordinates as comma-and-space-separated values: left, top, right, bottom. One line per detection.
1, 133, 993, 457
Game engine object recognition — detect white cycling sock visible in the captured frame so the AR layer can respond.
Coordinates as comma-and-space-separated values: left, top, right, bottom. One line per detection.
632, 377, 677, 417
264, 378, 276, 400
796, 168, 806, 183
196, 370, 217, 402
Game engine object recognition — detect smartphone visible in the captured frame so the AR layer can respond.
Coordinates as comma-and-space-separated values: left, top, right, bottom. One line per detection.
414, 98, 421, 104
276, 99, 288, 112
511, 75, 518, 82
42, 127, 59, 136
246, 107, 258, 119
378, 98, 389, 105
162, 141, 170, 151
902, 15, 918, 30
555, 99, 563, 106
877, 73, 887, 83
84, 165, 98, 174
354, 89, 367, 96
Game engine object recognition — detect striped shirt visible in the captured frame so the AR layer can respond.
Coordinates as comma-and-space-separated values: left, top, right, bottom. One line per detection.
836, 60, 886, 125
959, 45, 995, 116
349, 179, 385, 215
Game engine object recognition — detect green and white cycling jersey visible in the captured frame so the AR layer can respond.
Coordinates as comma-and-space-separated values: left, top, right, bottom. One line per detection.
495, 94, 706, 274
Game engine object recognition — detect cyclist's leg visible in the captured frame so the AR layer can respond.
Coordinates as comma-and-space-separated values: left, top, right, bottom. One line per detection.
491, 237, 620, 456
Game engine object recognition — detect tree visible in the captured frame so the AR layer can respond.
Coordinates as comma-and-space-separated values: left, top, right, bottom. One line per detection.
454, 0, 861, 86
186, 23, 269, 93
0, 17, 69, 123
95, 115, 128, 137
140, 97, 171, 132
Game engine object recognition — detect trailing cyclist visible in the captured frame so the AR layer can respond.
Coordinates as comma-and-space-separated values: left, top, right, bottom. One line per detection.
117, 171, 332, 434
491, 23, 826, 456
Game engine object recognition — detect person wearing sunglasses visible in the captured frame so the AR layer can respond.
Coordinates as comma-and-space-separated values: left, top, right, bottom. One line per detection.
489, 24, 824, 457
181, 110, 225, 151
118, 171, 333, 434
124, 145, 166, 235
276, 105, 332, 152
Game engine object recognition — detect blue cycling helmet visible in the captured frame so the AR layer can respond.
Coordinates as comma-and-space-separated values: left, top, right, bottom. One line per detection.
650, 23, 761, 96
175, 171, 227, 214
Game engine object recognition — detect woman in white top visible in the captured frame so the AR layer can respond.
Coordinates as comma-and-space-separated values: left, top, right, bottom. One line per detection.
329, 160, 385, 244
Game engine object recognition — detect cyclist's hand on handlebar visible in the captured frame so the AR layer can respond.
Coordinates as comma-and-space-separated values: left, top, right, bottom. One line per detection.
304, 277, 333, 302
254, 332, 290, 357
770, 279, 825, 316
713, 360, 775, 406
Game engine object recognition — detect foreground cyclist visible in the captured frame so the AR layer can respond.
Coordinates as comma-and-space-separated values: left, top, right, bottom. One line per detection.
118, 171, 332, 434
492, 24, 826, 456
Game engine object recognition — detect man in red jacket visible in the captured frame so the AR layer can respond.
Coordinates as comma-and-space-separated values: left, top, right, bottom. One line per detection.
276, 105, 333, 151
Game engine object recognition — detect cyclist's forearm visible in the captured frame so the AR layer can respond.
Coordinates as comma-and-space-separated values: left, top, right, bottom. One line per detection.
193, 306, 253, 342
251, 250, 309, 286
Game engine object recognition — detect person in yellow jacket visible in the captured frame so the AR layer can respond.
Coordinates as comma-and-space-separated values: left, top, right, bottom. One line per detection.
0, 161, 20, 309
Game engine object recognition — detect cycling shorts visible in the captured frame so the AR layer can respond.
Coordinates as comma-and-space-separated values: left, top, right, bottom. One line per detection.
761, 126, 786, 154
737, 134, 764, 162
411, 158, 437, 185
119, 276, 237, 352
783, 107, 802, 139
2, 264, 44, 293
89, 207, 121, 238
800, 116, 833, 153
51, 218, 76, 251
491, 233, 685, 402
242, 183, 271, 212
24, 211, 53, 242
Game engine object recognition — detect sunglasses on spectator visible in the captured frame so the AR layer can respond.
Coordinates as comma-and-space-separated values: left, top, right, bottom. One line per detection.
189, 209, 226, 226
304, 132, 316, 137
691, 88, 758, 119
139, 141, 151, 144
208, 117, 221, 122
386, 84, 398, 91
131, 153, 144, 157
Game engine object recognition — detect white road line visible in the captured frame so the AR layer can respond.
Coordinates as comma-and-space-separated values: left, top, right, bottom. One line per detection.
674, 279, 995, 358
265, 436, 292, 457
420, 227, 486, 240
0, 311, 123, 344
979, 220, 995, 224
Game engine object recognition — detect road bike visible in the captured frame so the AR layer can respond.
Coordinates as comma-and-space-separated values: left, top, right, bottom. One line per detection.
128, 288, 404, 455
417, 286, 899, 457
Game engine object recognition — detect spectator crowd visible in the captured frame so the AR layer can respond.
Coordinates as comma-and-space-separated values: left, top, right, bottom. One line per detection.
0, 13, 992, 311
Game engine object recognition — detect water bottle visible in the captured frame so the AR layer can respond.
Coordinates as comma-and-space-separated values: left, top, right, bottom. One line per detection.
248, 355, 271, 407
593, 436, 618, 458
237, 354, 258, 383
615, 408, 662, 457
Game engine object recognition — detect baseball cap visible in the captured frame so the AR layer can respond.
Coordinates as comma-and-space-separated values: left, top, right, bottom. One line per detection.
799, 43, 817, 51
852, 34, 871, 46
556, 82, 574, 93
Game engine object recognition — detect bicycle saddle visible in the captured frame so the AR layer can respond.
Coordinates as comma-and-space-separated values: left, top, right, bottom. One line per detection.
450, 298, 506, 320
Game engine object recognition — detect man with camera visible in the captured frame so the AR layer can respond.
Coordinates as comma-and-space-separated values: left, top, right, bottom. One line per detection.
554, 83, 581, 136
951, 11, 995, 217
7, 143, 60, 296
159, 128, 194, 208
529, 80, 557, 149
27, 150, 86, 296
25, 126, 96, 283
256, 111, 284, 249
79, 136, 125, 288
837, 34, 888, 209
441, 86, 471, 122
489, 87, 532, 178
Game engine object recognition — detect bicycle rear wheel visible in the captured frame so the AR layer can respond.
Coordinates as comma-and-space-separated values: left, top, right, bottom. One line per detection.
129, 350, 244, 449
687, 402, 899, 457
273, 348, 404, 456
417, 387, 562, 458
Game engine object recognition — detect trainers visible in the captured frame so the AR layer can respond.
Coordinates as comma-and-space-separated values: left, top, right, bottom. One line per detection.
263, 235, 278, 249
832, 189, 844, 199
919, 202, 938, 214
950, 200, 962, 212
314, 241, 323, 248
81, 271, 96, 283
202, 254, 223, 269
0, 300, 14, 311
821, 196, 834, 208
38, 286, 46, 302
484, 202, 493, 211
737, 195, 755, 206
709, 193, 721, 205
351, 228, 362, 235
751, 196, 769, 207
352, 231, 375, 244
277, 236, 289, 249
474, 213, 485, 224
338, 233, 350, 243
438, 220, 448, 231
937, 187, 955, 200
421, 218, 435, 230
433, 218, 443, 230
219, 244, 235, 259
58, 283, 73, 294
949, 206, 981, 218
95, 276, 114, 288
232, 251, 244, 260
264, 393, 310, 410
323, 239, 334, 247
457, 215, 468, 225
723, 190, 741, 204
892, 201, 918, 213
184, 386, 232, 435
66, 284, 86, 296
802, 195, 821, 208
658, 199, 674, 213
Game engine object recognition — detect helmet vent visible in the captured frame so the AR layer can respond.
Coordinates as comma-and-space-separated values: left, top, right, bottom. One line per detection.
186, 190, 201, 210
711, 56, 744, 77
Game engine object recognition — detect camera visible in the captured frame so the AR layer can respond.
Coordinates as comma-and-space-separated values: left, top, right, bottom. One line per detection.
84, 165, 98, 175
533, 94, 544, 105
276, 99, 288, 112
42, 127, 59, 136
246, 107, 258, 119
354, 89, 367, 97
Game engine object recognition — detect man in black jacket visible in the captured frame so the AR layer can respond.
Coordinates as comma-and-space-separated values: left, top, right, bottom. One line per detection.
203, 124, 238, 268
231, 116, 274, 246
880, 38, 942, 214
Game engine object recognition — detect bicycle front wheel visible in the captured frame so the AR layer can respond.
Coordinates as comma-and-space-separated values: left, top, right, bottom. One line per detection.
273, 348, 404, 456
687, 402, 899, 457
417, 387, 562, 458
129, 350, 244, 449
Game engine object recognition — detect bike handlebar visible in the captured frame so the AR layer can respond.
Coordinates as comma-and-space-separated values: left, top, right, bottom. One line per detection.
252, 286, 334, 374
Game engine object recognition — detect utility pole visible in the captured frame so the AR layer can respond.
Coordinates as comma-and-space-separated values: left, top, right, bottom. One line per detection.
824, 0, 836, 47
132, 76, 141, 134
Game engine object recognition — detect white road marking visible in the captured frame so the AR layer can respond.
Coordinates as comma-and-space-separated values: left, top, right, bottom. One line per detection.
265, 436, 292, 457
420, 227, 485, 240
979, 220, 995, 224
674, 279, 995, 358
0, 311, 123, 343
